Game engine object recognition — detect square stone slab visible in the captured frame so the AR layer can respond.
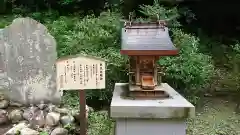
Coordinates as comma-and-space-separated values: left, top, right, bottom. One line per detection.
110, 83, 195, 119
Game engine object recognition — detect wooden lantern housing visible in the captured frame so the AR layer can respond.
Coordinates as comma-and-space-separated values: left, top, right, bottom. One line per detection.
121, 21, 178, 98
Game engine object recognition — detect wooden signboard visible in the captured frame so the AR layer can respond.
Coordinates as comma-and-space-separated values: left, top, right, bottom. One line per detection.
56, 54, 106, 135
56, 55, 105, 90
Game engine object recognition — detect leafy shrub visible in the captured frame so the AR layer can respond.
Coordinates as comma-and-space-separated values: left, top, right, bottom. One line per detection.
3, 0, 108, 15
1, 0, 215, 105
160, 29, 214, 103
139, 0, 181, 27
48, 0, 214, 105
47, 11, 127, 103
88, 111, 113, 135
29, 11, 60, 23
139, 0, 215, 104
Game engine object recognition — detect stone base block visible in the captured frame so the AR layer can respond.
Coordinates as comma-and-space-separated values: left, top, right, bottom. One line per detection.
110, 83, 195, 119
115, 119, 186, 135
110, 83, 195, 135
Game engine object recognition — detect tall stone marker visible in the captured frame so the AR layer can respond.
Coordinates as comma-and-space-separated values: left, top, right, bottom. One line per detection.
0, 17, 62, 105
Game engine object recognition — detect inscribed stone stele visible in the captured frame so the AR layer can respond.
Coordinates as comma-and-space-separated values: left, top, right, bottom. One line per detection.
0, 18, 62, 105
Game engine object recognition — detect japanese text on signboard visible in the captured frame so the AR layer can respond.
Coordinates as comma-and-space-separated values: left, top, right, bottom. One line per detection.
56, 56, 105, 90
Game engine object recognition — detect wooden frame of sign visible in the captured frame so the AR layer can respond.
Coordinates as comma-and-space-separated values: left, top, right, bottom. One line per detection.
56, 54, 106, 135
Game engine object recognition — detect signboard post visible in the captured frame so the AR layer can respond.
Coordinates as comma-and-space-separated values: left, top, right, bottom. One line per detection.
56, 54, 106, 135
79, 89, 86, 135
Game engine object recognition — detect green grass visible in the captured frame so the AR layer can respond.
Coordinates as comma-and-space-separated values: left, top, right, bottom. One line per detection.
88, 111, 114, 135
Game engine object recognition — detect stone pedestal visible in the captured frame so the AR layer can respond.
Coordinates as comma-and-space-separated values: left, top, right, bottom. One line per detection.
110, 83, 195, 135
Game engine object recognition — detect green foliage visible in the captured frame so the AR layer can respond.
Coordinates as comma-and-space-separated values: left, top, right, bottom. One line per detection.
15, 130, 20, 135
218, 43, 240, 110
1, 0, 109, 15
139, 0, 181, 27
88, 111, 114, 135
209, 43, 240, 95
139, 0, 214, 103
64, 123, 77, 134
11, 6, 29, 15
44, 0, 215, 105
47, 11, 127, 102
39, 131, 49, 135
161, 29, 214, 103
62, 91, 80, 108
222, 43, 240, 91
59, 0, 80, 5
1, 1, 215, 105
29, 11, 60, 23
0, 15, 18, 28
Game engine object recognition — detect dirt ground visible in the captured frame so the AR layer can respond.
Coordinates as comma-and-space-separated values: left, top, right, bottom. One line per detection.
187, 97, 240, 135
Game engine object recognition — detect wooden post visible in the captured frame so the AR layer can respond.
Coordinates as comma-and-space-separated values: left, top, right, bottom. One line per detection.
56, 55, 105, 135
79, 89, 87, 135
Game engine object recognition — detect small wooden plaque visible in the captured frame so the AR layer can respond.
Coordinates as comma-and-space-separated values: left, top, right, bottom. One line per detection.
56, 54, 106, 90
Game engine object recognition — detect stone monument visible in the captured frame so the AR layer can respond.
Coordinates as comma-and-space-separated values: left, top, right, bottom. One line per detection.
110, 20, 195, 135
0, 17, 62, 105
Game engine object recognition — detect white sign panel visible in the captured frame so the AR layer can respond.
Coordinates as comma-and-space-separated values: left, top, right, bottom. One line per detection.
56, 55, 105, 90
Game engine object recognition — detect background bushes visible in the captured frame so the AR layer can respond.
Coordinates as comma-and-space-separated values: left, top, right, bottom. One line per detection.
0, 0, 115, 16
1, 0, 238, 107
161, 29, 214, 104
139, 0, 214, 104
42, 1, 214, 106
43, 11, 127, 107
